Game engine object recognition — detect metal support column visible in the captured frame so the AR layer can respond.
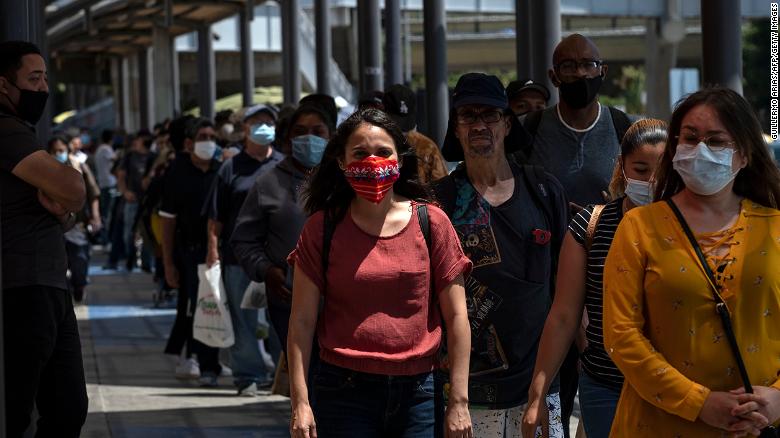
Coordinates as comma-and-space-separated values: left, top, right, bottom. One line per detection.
531, 0, 560, 105
701, 0, 742, 94
197, 24, 216, 121
385, 0, 402, 87
645, 18, 677, 119
138, 48, 152, 130
239, 1, 255, 107
315, 0, 332, 96
515, 0, 533, 80
282, 0, 301, 104
358, 0, 382, 94
153, 25, 177, 123
423, 0, 447, 146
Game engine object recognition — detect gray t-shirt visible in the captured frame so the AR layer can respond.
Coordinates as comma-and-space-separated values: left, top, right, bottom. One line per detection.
525, 104, 620, 206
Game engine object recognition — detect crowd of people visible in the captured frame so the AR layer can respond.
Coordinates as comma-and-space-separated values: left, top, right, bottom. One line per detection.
1, 30, 779, 438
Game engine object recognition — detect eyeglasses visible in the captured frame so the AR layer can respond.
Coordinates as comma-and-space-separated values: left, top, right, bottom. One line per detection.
555, 60, 603, 76
456, 110, 504, 125
675, 133, 736, 152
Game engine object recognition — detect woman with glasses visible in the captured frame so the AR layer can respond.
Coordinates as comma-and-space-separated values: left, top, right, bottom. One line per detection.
602, 87, 780, 436
521, 119, 667, 438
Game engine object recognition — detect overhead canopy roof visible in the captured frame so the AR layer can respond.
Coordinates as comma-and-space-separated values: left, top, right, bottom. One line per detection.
46, 0, 257, 57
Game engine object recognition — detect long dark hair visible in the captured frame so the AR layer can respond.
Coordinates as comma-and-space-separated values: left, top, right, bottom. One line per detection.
655, 86, 780, 209
303, 108, 432, 223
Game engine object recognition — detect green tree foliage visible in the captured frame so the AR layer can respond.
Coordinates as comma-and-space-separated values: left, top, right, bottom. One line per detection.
743, 18, 770, 131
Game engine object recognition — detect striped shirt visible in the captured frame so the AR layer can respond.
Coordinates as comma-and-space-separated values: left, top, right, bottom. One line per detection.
569, 197, 625, 389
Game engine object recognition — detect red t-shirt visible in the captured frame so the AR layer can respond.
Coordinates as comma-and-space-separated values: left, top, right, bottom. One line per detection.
288, 202, 472, 375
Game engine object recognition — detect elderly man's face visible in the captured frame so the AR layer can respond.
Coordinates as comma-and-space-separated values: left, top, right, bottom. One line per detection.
454, 104, 511, 158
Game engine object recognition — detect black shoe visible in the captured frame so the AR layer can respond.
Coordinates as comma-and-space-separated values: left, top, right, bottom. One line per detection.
73, 287, 86, 303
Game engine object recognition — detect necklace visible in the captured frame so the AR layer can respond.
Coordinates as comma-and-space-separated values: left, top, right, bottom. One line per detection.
556, 103, 601, 133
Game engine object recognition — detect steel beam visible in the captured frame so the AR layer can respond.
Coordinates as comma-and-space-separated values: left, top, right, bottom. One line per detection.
282, 0, 300, 104
358, 0, 382, 94
701, 0, 742, 93
197, 24, 216, 120
239, 1, 255, 106
515, 0, 533, 80
315, 0, 333, 95
152, 25, 177, 122
423, 0, 447, 146
530, 0, 560, 104
385, 0, 402, 87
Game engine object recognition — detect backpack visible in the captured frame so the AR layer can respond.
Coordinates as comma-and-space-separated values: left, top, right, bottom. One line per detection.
523, 106, 632, 146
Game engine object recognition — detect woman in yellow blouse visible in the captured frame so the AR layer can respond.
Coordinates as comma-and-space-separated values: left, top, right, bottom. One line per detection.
603, 86, 780, 437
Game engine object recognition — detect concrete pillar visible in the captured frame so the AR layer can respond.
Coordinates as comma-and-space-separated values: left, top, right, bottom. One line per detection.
385, 0, 402, 87
197, 24, 216, 121
152, 26, 177, 123
531, 0, 560, 105
138, 48, 153, 130
645, 18, 676, 120
282, 0, 301, 104
358, 0, 382, 94
423, 0, 447, 146
239, 2, 255, 107
701, 0, 742, 94
315, 0, 332, 96
515, 0, 533, 80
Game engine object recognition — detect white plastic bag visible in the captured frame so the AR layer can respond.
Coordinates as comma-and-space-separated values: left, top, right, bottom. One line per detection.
240, 281, 267, 309
193, 263, 235, 348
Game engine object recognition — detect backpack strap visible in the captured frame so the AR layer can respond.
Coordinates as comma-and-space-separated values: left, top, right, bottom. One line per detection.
585, 204, 606, 253
520, 109, 544, 160
431, 173, 459, 218
608, 106, 632, 144
416, 204, 431, 252
520, 163, 554, 230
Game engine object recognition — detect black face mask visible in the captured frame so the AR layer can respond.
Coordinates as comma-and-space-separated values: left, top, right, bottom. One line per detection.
7, 81, 49, 124
558, 75, 602, 109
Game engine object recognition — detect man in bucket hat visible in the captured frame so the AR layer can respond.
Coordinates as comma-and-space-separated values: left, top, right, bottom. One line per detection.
433, 73, 569, 438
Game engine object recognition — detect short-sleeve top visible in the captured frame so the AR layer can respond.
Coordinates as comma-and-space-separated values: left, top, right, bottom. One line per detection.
568, 197, 625, 390
0, 111, 67, 290
288, 202, 472, 376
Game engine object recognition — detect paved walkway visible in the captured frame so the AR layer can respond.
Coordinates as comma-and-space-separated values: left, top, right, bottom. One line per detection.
78, 258, 290, 438
76, 253, 581, 437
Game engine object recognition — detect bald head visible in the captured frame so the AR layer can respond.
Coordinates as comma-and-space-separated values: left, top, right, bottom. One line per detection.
552, 34, 601, 67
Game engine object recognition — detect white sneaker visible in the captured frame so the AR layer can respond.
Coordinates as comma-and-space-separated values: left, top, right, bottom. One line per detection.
237, 382, 258, 397
219, 363, 233, 377
175, 358, 200, 379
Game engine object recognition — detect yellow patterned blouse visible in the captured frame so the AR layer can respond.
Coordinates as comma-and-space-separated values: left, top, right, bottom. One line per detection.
603, 199, 780, 437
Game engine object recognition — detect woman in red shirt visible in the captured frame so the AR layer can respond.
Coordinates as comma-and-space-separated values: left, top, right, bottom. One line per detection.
287, 109, 473, 438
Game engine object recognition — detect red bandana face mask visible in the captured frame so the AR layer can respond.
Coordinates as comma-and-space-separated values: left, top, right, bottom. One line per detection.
343, 156, 401, 203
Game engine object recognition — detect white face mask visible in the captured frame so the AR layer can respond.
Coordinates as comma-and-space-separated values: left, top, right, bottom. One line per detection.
193, 140, 217, 160
624, 175, 654, 206
672, 142, 739, 196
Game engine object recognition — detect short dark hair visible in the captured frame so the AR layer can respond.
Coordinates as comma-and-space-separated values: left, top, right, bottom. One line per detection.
185, 117, 214, 140
168, 115, 194, 152
47, 135, 70, 153
0, 41, 41, 83
101, 129, 114, 144
303, 108, 431, 223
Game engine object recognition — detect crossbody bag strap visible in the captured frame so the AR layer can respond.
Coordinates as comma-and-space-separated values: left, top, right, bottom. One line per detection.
585, 204, 605, 253
665, 199, 754, 393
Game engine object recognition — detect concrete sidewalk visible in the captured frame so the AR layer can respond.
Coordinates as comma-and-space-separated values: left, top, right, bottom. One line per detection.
77, 261, 290, 438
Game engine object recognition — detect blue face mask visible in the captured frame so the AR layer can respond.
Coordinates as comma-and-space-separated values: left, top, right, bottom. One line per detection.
54, 151, 69, 164
249, 123, 275, 146
291, 134, 328, 168
80, 134, 90, 146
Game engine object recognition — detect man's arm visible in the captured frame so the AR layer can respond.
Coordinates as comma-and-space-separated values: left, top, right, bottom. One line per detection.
230, 180, 273, 283
12, 150, 85, 212
206, 219, 223, 267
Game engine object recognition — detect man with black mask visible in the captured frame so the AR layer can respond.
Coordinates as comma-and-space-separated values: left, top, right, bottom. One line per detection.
0, 40, 88, 437
519, 34, 633, 210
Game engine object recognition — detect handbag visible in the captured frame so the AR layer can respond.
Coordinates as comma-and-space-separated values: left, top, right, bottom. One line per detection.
667, 199, 778, 437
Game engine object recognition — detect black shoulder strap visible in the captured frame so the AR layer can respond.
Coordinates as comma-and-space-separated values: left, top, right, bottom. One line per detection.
521, 164, 554, 230
417, 204, 431, 253
321, 205, 432, 276
432, 175, 458, 218
608, 106, 632, 144
665, 199, 754, 393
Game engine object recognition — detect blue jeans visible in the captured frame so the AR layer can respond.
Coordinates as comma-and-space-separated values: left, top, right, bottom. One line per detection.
222, 264, 268, 387
578, 372, 621, 438
313, 362, 435, 438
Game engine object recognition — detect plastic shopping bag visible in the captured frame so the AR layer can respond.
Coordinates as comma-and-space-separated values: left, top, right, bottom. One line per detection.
193, 263, 235, 348
240, 281, 267, 309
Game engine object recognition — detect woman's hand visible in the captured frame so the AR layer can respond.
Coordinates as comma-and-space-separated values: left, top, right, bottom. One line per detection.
445, 401, 473, 438
521, 396, 549, 438
699, 391, 769, 435
290, 403, 317, 438
731, 386, 780, 427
